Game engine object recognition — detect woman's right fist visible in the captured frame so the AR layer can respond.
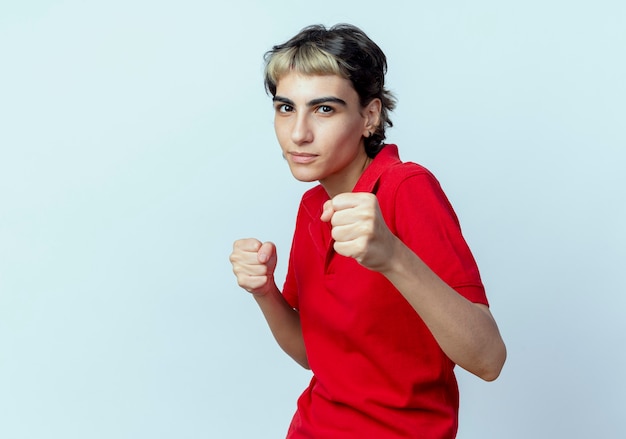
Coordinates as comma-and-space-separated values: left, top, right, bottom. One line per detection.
229, 239, 278, 296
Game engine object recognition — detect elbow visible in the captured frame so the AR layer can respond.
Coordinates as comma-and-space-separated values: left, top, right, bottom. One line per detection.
298, 358, 311, 370
480, 366, 502, 382
292, 353, 310, 370
478, 342, 507, 382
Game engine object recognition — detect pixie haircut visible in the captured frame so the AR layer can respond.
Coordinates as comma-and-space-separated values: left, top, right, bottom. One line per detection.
264, 24, 396, 158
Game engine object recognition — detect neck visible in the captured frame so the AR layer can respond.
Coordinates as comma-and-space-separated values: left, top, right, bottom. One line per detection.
321, 154, 372, 198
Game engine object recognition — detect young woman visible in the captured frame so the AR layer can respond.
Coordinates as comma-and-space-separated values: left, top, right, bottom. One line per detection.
229, 23, 506, 439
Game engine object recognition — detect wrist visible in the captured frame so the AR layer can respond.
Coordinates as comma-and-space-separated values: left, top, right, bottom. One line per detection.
251, 278, 278, 299
379, 236, 413, 277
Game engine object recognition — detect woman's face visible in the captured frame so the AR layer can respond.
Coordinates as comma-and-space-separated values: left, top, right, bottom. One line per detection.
273, 72, 380, 197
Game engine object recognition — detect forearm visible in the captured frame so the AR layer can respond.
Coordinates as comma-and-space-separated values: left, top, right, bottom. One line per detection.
253, 284, 309, 369
382, 238, 506, 381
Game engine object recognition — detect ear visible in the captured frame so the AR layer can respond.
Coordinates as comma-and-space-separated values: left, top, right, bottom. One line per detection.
362, 98, 382, 137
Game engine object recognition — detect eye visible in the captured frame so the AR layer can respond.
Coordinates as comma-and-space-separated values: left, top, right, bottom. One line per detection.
317, 105, 335, 114
317, 105, 334, 114
275, 103, 294, 113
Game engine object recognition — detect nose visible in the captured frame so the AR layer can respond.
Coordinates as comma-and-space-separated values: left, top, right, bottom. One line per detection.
291, 113, 313, 145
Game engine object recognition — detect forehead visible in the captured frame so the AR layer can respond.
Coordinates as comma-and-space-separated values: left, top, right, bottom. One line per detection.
275, 72, 358, 102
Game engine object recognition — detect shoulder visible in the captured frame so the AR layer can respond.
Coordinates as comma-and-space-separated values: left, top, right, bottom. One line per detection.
376, 159, 459, 229
378, 159, 442, 196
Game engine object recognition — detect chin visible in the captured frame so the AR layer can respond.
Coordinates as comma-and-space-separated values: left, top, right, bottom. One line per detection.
291, 173, 318, 183
285, 164, 318, 183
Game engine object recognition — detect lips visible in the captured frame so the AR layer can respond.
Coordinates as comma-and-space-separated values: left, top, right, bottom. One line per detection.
289, 152, 318, 164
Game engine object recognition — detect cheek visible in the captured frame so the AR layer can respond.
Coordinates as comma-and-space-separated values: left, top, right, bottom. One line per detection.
334, 119, 366, 144
273, 120, 288, 146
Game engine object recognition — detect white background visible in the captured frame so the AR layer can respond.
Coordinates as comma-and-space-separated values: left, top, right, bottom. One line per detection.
1, 1, 624, 438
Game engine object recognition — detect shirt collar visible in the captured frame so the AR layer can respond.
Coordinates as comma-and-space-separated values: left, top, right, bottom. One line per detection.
352, 144, 401, 193
301, 144, 401, 215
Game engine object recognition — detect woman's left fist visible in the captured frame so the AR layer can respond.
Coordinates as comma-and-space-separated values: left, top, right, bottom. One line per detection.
321, 192, 397, 272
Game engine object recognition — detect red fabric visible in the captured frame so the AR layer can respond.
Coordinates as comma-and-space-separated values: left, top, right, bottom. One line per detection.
282, 145, 487, 438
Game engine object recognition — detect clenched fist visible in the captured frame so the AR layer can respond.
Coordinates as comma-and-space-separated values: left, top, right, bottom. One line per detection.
230, 239, 278, 296
321, 192, 398, 272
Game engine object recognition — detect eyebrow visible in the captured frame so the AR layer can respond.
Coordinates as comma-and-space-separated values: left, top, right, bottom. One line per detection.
273, 95, 348, 107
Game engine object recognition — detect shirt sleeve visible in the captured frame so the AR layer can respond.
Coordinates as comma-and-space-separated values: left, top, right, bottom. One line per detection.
391, 171, 489, 306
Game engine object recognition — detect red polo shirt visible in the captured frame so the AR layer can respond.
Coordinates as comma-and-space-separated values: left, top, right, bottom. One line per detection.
283, 144, 487, 438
